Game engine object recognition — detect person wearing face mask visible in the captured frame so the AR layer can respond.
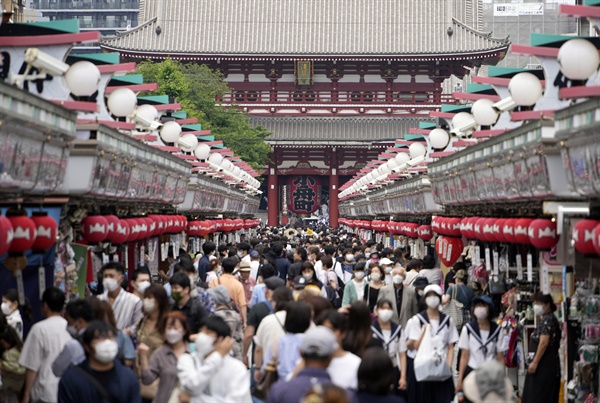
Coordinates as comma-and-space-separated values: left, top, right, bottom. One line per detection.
177, 316, 250, 402
237, 242, 252, 263
210, 286, 244, 362
19, 287, 71, 403
522, 292, 561, 403
139, 312, 191, 403
336, 250, 355, 285
377, 267, 418, 329
237, 262, 257, 306
455, 295, 506, 403
98, 262, 143, 336
371, 299, 408, 395
135, 285, 169, 402
52, 299, 95, 377
209, 258, 248, 328
130, 268, 152, 300
378, 257, 395, 285
197, 241, 216, 283
300, 262, 323, 290
341, 262, 368, 307
181, 264, 217, 316
1, 289, 32, 340
364, 264, 385, 312
58, 321, 141, 403
407, 284, 459, 403
170, 272, 208, 334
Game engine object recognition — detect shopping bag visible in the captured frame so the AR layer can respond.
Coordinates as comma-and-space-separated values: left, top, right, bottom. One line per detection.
442, 285, 464, 331
414, 325, 452, 382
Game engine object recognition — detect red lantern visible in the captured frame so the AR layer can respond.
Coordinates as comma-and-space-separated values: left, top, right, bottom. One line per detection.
417, 225, 433, 241
481, 218, 498, 242
593, 224, 600, 255
431, 217, 441, 234
0, 216, 14, 256
112, 219, 130, 245
446, 217, 463, 237
460, 217, 474, 239
436, 236, 464, 267
187, 221, 200, 236
438, 217, 449, 236
573, 219, 600, 255
502, 218, 517, 244
31, 213, 57, 251
473, 218, 486, 242
514, 218, 533, 245
406, 223, 419, 238
81, 215, 109, 244
528, 219, 559, 250
493, 219, 507, 243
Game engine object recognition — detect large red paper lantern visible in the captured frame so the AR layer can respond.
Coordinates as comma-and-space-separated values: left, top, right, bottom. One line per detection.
417, 225, 433, 241
481, 218, 498, 243
502, 218, 517, 244
445, 217, 462, 237
187, 221, 200, 236
460, 217, 474, 239
288, 175, 320, 214
436, 236, 464, 267
8, 215, 36, 253
431, 217, 441, 234
528, 219, 559, 250
31, 213, 57, 251
573, 219, 600, 255
81, 215, 109, 244
474, 218, 487, 242
514, 218, 533, 245
593, 224, 600, 255
104, 215, 120, 243
438, 217, 449, 236
405, 223, 419, 238
112, 219, 130, 245
0, 216, 14, 256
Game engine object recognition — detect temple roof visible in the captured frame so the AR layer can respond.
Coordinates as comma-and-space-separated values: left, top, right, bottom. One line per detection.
101, 0, 508, 58
249, 116, 430, 142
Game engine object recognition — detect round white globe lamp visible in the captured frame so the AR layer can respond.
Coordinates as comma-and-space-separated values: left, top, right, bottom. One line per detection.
194, 143, 211, 160
65, 61, 101, 97
160, 121, 182, 143
428, 128, 450, 150
395, 152, 410, 165
107, 88, 137, 117
409, 142, 427, 159
509, 73, 543, 106
471, 99, 499, 126
558, 39, 600, 81
208, 152, 224, 166
177, 133, 198, 153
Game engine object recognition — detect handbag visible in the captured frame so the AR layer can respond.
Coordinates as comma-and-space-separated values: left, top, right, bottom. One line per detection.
442, 285, 464, 330
413, 325, 452, 382
251, 358, 278, 400
140, 378, 160, 399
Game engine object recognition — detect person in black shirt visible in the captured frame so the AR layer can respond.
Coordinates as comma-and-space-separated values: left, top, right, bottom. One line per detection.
169, 272, 207, 334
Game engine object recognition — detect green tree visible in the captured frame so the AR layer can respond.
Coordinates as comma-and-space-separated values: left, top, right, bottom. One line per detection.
136, 59, 271, 172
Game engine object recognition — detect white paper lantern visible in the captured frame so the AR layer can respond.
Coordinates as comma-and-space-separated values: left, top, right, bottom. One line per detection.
471, 99, 499, 126
65, 61, 101, 97
107, 88, 137, 117
194, 143, 211, 160
208, 152, 224, 166
177, 133, 198, 153
558, 39, 600, 81
395, 152, 410, 165
509, 73, 543, 106
160, 121, 182, 143
429, 128, 450, 149
409, 142, 427, 159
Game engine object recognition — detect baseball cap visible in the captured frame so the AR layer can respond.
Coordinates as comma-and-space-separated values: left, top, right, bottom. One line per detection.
300, 326, 338, 357
293, 276, 307, 290
423, 284, 443, 297
264, 276, 285, 290
380, 257, 394, 266
413, 277, 429, 289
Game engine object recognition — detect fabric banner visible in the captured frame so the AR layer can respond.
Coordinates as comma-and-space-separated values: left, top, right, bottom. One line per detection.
288, 176, 320, 214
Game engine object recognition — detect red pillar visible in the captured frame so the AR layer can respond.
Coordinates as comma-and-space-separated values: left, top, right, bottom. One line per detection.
267, 167, 279, 226
329, 169, 339, 227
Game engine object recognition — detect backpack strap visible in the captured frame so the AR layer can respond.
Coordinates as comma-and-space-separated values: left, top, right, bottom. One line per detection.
74, 366, 118, 403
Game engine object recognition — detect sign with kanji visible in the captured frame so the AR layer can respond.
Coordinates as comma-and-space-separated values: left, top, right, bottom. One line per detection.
288, 176, 320, 214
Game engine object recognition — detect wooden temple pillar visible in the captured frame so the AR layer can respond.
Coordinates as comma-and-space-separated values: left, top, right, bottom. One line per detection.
329, 148, 339, 227
267, 165, 279, 226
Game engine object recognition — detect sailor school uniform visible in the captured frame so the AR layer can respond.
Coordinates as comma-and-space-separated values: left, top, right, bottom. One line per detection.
458, 319, 507, 371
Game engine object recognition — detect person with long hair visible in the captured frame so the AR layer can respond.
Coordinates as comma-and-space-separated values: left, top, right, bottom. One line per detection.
522, 293, 561, 403
364, 264, 385, 312
276, 301, 312, 379
93, 299, 136, 367
356, 347, 405, 403
139, 311, 191, 403
2, 289, 32, 340
342, 301, 379, 358
0, 324, 25, 403
136, 284, 169, 402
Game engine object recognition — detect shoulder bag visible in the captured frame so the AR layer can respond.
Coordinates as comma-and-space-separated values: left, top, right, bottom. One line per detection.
252, 314, 285, 400
441, 285, 464, 330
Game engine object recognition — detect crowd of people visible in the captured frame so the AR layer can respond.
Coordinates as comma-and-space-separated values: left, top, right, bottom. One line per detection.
0, 226, 561, 403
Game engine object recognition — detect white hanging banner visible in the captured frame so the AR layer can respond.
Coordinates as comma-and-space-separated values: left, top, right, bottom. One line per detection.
516, 254, 523, 280
16, 270, 25, 305
446, 243, 453, 261
38, 265, 46, 301
102, 253, 109, 264
492, 251, 499, 275
140, 245, 145, 265
540, 264, 550, 294
473, 245, 481, 267
527, 253, 533, 282
485, 248, 492, 272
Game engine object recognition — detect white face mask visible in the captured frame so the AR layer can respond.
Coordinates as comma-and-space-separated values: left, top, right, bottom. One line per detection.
136, 280, 151, 294
371, 273, 381, 282
533, 304, 545, 317
166, 329, 184, 345
195, 332, 216, 358
384, 266, 393, 273
143, 298, 156, 314
392, 275, 404, 285
474, 306, 488, 320
302, 272, 314, 281
237, 251, 244, 259
425, 295, 440, 309
1, 302, 14, 316
354, 271, 365, 280
345, 254, 354, 262
417, 290, 424, 297
93, 339, 119, 363
103, 278, 120, 292
378, 309, 393, 322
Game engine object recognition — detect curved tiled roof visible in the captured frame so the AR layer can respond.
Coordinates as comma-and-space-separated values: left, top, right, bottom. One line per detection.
249, 116, 431, 142
102, 0, 508, 57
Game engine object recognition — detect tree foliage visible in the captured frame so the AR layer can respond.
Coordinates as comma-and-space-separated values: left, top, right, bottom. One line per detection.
136, 59, 271, 172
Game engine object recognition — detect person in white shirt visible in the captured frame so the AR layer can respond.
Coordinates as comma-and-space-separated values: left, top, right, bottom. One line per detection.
1, 289, 28, 340
456, 295, 507, 397
177, 316, 251, 402
237, 242, 252, 264
418, 256, 444, 290
19, 287, 72, 403
249, 249, 261, 281
316, 310, 361, 390
98, 262, 143, 336
407, 284, 459, 403
379, 257, 394, 285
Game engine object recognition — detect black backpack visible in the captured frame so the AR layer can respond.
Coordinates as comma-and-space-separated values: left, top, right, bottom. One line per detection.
324, 284, 342, 308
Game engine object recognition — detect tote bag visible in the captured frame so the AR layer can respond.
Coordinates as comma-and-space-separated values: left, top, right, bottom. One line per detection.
442, 285, 464, 331
413, 325, 452, 382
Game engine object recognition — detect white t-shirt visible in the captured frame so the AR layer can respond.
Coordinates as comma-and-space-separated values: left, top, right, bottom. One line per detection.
254, 311, 287, 368
19, 316, 71, 403
354, 280, 365, 301
327, 352, 362, 390
458, 325, 507, 369
407, 314, 460, 349
419, 269, 443, 288
242, 255, 251, 264
314, 260, 327, 285
250, 260, 260, 280
404, 317, 418, 359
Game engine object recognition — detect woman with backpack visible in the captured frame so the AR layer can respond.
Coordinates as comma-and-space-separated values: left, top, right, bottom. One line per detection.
455, 295, 507, 403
